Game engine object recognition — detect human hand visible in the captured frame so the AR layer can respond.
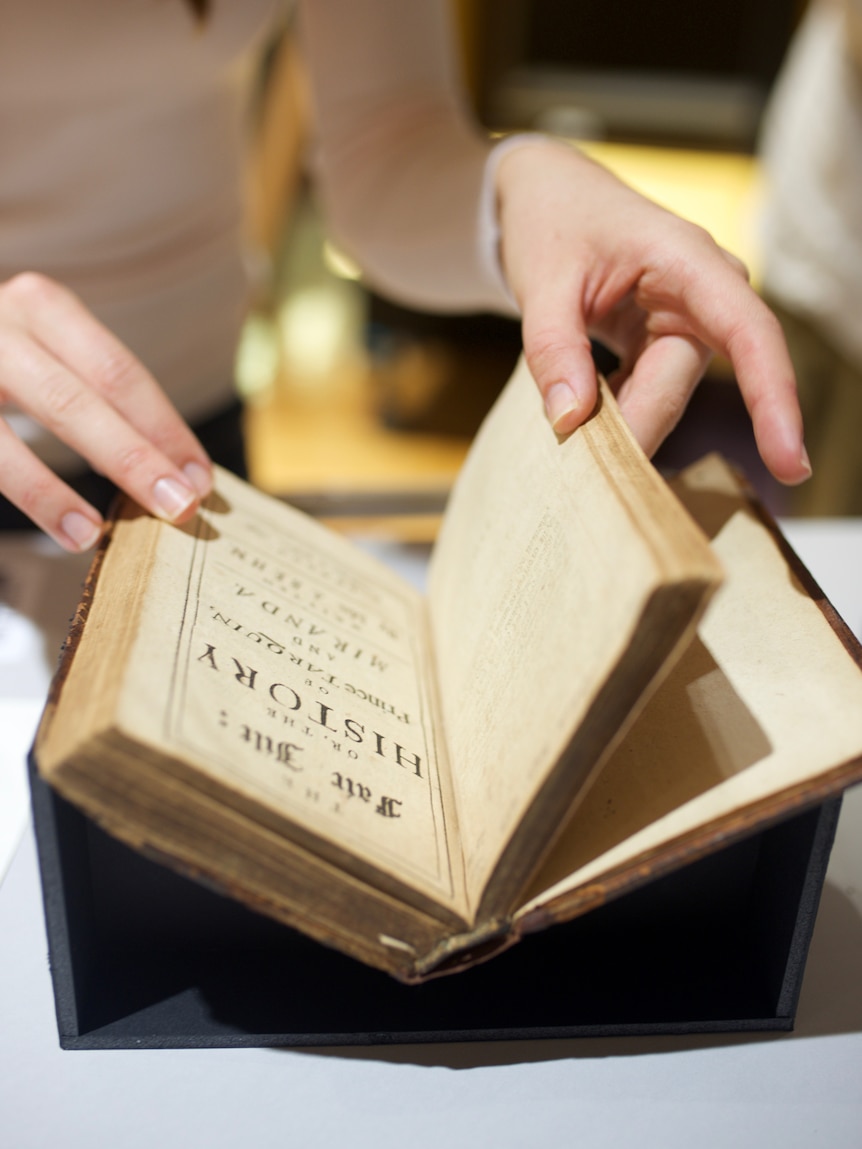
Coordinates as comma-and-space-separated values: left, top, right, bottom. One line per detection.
494, 140, 810, 485
0, 274, 213, 551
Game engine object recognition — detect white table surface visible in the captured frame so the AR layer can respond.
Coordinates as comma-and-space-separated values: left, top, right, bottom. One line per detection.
1, 524, 861, 1149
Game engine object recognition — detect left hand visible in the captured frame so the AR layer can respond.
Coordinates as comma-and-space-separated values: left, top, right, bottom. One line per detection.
495, 140, 810, 486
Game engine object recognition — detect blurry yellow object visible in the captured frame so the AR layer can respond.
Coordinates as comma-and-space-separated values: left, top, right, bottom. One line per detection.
244, 345, 468, 544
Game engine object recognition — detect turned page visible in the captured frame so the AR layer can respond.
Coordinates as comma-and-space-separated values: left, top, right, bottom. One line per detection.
39, 468, 469, 919
516, 455, 862, 922
427, 359, 721, 917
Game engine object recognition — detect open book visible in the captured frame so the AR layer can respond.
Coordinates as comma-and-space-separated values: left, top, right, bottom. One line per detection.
33, 359, 862, 982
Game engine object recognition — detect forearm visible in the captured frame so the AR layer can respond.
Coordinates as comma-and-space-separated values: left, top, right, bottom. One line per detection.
298, 0, 805, 486
297, 0, 510, 313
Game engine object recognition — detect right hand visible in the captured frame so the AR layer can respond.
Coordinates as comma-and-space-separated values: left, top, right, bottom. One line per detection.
494, 142, 809, 485
0, 273, 213, 552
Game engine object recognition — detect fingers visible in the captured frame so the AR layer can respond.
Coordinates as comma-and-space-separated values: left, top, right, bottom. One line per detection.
614, 335, 712, 457
521, 286, 600, 436
0, 274, 215, 548
642, 258, 809, 484
3, 274, 213, 483
0, 416, 103, 551
0, 323, 204, 524
719, 301, 810, 486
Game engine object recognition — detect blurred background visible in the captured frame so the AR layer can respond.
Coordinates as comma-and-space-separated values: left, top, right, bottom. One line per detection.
238, 0, 842, 538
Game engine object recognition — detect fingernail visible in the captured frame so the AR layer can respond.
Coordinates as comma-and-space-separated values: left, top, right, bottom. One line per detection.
545, 382, 582, 430
800, 445, 813, 478
153, 476, 196, 521
60, 512, 102, 551
183, 461, 212, 498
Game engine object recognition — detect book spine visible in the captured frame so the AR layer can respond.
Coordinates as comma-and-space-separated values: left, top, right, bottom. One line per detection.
411, 918, 516, 981
40, 525, 114, 722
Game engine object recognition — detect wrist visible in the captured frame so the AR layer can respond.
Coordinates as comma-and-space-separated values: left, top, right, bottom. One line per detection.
478, 133, 562, 311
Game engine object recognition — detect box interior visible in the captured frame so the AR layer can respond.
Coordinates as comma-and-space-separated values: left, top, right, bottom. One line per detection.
29, 759, 841, 1049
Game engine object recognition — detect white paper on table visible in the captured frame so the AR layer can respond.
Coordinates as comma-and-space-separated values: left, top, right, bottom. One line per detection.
0, 536, 90, 884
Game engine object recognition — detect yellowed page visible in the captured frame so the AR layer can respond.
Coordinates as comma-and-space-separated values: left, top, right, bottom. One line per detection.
519, 456, 862, 918
428, 360, 720, 913
114, 468, 466, 917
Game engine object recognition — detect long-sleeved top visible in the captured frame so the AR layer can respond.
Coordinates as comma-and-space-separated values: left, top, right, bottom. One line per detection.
0, 0, 513, 470
759, 0, 862, 369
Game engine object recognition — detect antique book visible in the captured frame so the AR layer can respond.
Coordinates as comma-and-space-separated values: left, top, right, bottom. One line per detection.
32, 359, 862, 983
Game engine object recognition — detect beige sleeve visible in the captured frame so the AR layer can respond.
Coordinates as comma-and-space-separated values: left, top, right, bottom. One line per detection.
296, 0, 518, 315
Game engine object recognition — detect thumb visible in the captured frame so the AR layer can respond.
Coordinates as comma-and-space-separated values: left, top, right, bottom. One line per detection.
521, 294, 599, 436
